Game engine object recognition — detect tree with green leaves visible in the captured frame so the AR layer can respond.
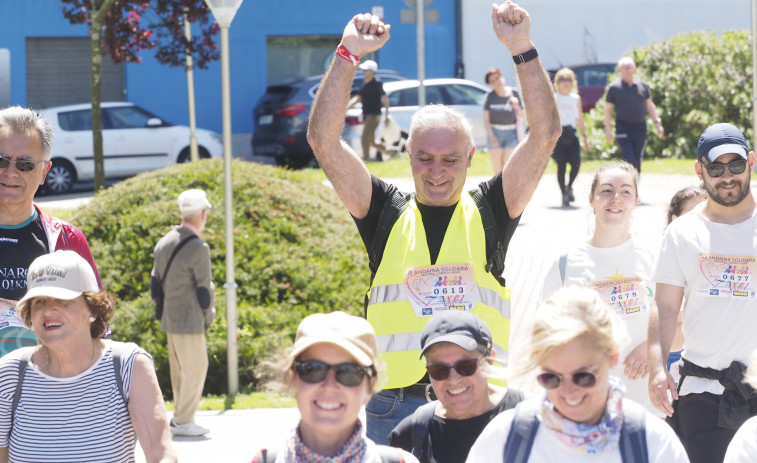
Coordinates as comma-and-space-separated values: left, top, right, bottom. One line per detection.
60, 0, 219, 192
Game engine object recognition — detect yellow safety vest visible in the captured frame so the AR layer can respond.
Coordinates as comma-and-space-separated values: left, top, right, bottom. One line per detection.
366, 193, 511, 389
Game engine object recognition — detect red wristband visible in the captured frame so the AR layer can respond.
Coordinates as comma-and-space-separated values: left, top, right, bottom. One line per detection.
336, 43, 360, 66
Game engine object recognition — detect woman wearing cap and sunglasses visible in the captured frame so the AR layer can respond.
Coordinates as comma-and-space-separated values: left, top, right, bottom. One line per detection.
252, 312, 418, 463
0, 251, 176, 463
467, 286, 688, 463
388, 311, 523, 463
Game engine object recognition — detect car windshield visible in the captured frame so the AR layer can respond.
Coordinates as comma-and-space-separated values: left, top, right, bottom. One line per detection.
105, 106, 168, 129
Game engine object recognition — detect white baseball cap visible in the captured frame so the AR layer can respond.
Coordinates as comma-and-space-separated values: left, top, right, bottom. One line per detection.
17, 251, 99, 312
358, 60, 378, 72
178, 189, 212, 212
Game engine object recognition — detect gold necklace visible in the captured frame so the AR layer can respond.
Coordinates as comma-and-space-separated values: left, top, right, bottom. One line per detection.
45, 339, 97, 377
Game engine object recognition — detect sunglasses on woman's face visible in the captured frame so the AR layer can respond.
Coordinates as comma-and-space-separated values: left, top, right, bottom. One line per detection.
293, 360, 373, 387
426, 357, 482, 381
536, 371, 597, 390
556, 78, 572, 83
0, 154, 45, 173
699, 159, 748, 178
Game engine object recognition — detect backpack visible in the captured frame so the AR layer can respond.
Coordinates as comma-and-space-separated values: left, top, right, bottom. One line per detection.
502, 398, 649, 463
11, 343, 128, 425
366, 187, 506, 314
251, 444, 408, 462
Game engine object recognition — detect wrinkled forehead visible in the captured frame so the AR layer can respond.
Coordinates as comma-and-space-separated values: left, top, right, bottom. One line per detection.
0, 127, 45, 157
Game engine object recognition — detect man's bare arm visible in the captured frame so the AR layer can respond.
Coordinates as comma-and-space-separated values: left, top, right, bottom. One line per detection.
648, 282, 684, 416
307, 14, 390, 219
492, 2, 560, 218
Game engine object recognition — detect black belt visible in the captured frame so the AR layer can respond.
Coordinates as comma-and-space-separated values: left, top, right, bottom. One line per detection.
387, 383, 437, 402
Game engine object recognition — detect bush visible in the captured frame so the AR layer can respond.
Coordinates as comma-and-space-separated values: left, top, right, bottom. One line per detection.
584, 29, 752, 160
70, 159, 369, 396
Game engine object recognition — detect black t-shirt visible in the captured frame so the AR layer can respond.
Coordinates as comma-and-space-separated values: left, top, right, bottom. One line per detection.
353, 173, 519, 269
360, 79, 386, 116
0, 211, 49, 301
388, 388, 525, 463
605, 78, 650, 125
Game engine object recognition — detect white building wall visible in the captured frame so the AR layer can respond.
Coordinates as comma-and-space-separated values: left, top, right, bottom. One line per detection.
463, 0, 751, 88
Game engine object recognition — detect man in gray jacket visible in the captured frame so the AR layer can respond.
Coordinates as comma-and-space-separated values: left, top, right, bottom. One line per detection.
152, 189, 215, 437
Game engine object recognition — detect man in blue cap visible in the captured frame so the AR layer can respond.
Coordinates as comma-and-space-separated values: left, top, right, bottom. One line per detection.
649, 123, 757, 463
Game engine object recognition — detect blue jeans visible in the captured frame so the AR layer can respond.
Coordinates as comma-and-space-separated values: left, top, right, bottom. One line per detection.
365, 389, 428, 445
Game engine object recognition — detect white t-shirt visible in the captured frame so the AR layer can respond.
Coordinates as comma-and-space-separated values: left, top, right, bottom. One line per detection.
542, 238, 658, 414
724, 415, 757, 463
655, 203, 757, 396
466, 399, 689, 463
555, 92, 580, 127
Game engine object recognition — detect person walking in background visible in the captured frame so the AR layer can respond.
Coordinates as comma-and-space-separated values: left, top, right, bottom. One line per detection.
603, 56, 663, 173
0, 251, 176, 463
306, 1, 559, 444
649, 123, 757, 463
348, 60, 391, 162
152, 189, 216, 437
0, 106, 101, 356
388, 311, 524, 463
663, 186, 706, 378
483, 66, 524, 172
251, 312, 418, 463
541, 161, 660, 415
467, 286, 689, 462
552, 67, 589, 207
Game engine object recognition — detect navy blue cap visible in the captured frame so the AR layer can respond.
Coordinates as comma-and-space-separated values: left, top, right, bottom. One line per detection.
420, 311, 492, 358
697, 123, 749, 163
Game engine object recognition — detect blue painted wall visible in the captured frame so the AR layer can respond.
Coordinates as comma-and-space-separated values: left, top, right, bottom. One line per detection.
0, 0, 457, 134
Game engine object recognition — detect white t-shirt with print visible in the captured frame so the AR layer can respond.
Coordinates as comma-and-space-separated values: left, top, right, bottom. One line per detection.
542, 238, 658, 414
655, 202, 757, 396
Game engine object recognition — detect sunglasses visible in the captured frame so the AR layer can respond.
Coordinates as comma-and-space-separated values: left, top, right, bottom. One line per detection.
294, 360, 373, 387
700, 159, 748, 178
536, 371, 597, 390
426, 357, 482, 381
556, 78, 572, 83
0, 155, 46, 173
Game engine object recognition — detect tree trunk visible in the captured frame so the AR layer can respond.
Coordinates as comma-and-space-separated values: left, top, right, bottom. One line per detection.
90, 0, 118, 193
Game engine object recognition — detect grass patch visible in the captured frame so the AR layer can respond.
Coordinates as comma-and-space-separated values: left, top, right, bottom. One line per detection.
164, 391, 296, 411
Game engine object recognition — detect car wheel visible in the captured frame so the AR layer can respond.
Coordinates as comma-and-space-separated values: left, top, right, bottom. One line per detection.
43, 160, 76, 195
177, 147, 211, 163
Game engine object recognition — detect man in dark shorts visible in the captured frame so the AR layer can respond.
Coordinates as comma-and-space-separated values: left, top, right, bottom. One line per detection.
0, 106, 101, 355
348, 59, 390, 161
306, 1, 559, 444
603, 56, 664, 172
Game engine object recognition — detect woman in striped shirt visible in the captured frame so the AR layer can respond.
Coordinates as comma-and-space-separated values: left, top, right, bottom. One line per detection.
0, 250, 176, 463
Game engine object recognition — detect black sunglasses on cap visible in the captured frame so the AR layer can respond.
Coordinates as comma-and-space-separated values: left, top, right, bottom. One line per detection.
426, 357, 482, 381
700, 159, 748, 178
293, 360, 373, 387
536, 371, 597, 390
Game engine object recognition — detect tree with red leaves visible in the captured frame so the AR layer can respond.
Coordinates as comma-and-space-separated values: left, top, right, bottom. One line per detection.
60, 0, 218, 191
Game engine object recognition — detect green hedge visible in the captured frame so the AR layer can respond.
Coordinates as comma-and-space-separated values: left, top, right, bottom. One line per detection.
70, 159, 369, 396
584, 29, 752, 160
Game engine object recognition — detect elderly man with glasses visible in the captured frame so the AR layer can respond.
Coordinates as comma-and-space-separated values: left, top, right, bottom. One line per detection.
649, 123, 757, 463
0, 106, 101, 355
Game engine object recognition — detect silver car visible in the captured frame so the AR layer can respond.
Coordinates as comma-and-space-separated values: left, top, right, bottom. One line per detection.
38, 102, 223, 194
342, 78, 490, 159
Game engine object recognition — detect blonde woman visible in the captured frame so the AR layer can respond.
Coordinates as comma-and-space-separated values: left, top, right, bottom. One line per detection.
467, 286, 688, 462
552, 68, 590, 207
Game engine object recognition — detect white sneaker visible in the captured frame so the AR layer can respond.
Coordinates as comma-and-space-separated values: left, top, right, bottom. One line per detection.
170, 420, 210, 436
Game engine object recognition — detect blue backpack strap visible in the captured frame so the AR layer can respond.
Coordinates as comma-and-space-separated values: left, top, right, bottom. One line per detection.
503, 399, 541, 463
109, 342, 128, 406
410, 401, 438, 460
11, 348, 35, 426
558, 253, 568, 284
619, 401, 648, 463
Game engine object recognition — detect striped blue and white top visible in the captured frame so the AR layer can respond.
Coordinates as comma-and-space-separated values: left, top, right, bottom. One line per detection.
0, 341, 149, 463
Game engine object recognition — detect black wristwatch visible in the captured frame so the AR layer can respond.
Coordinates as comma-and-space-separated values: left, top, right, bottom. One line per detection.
513, 47, 539, 65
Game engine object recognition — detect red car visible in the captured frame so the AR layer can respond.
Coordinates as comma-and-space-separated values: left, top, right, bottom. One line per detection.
548, 63, 616, 112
